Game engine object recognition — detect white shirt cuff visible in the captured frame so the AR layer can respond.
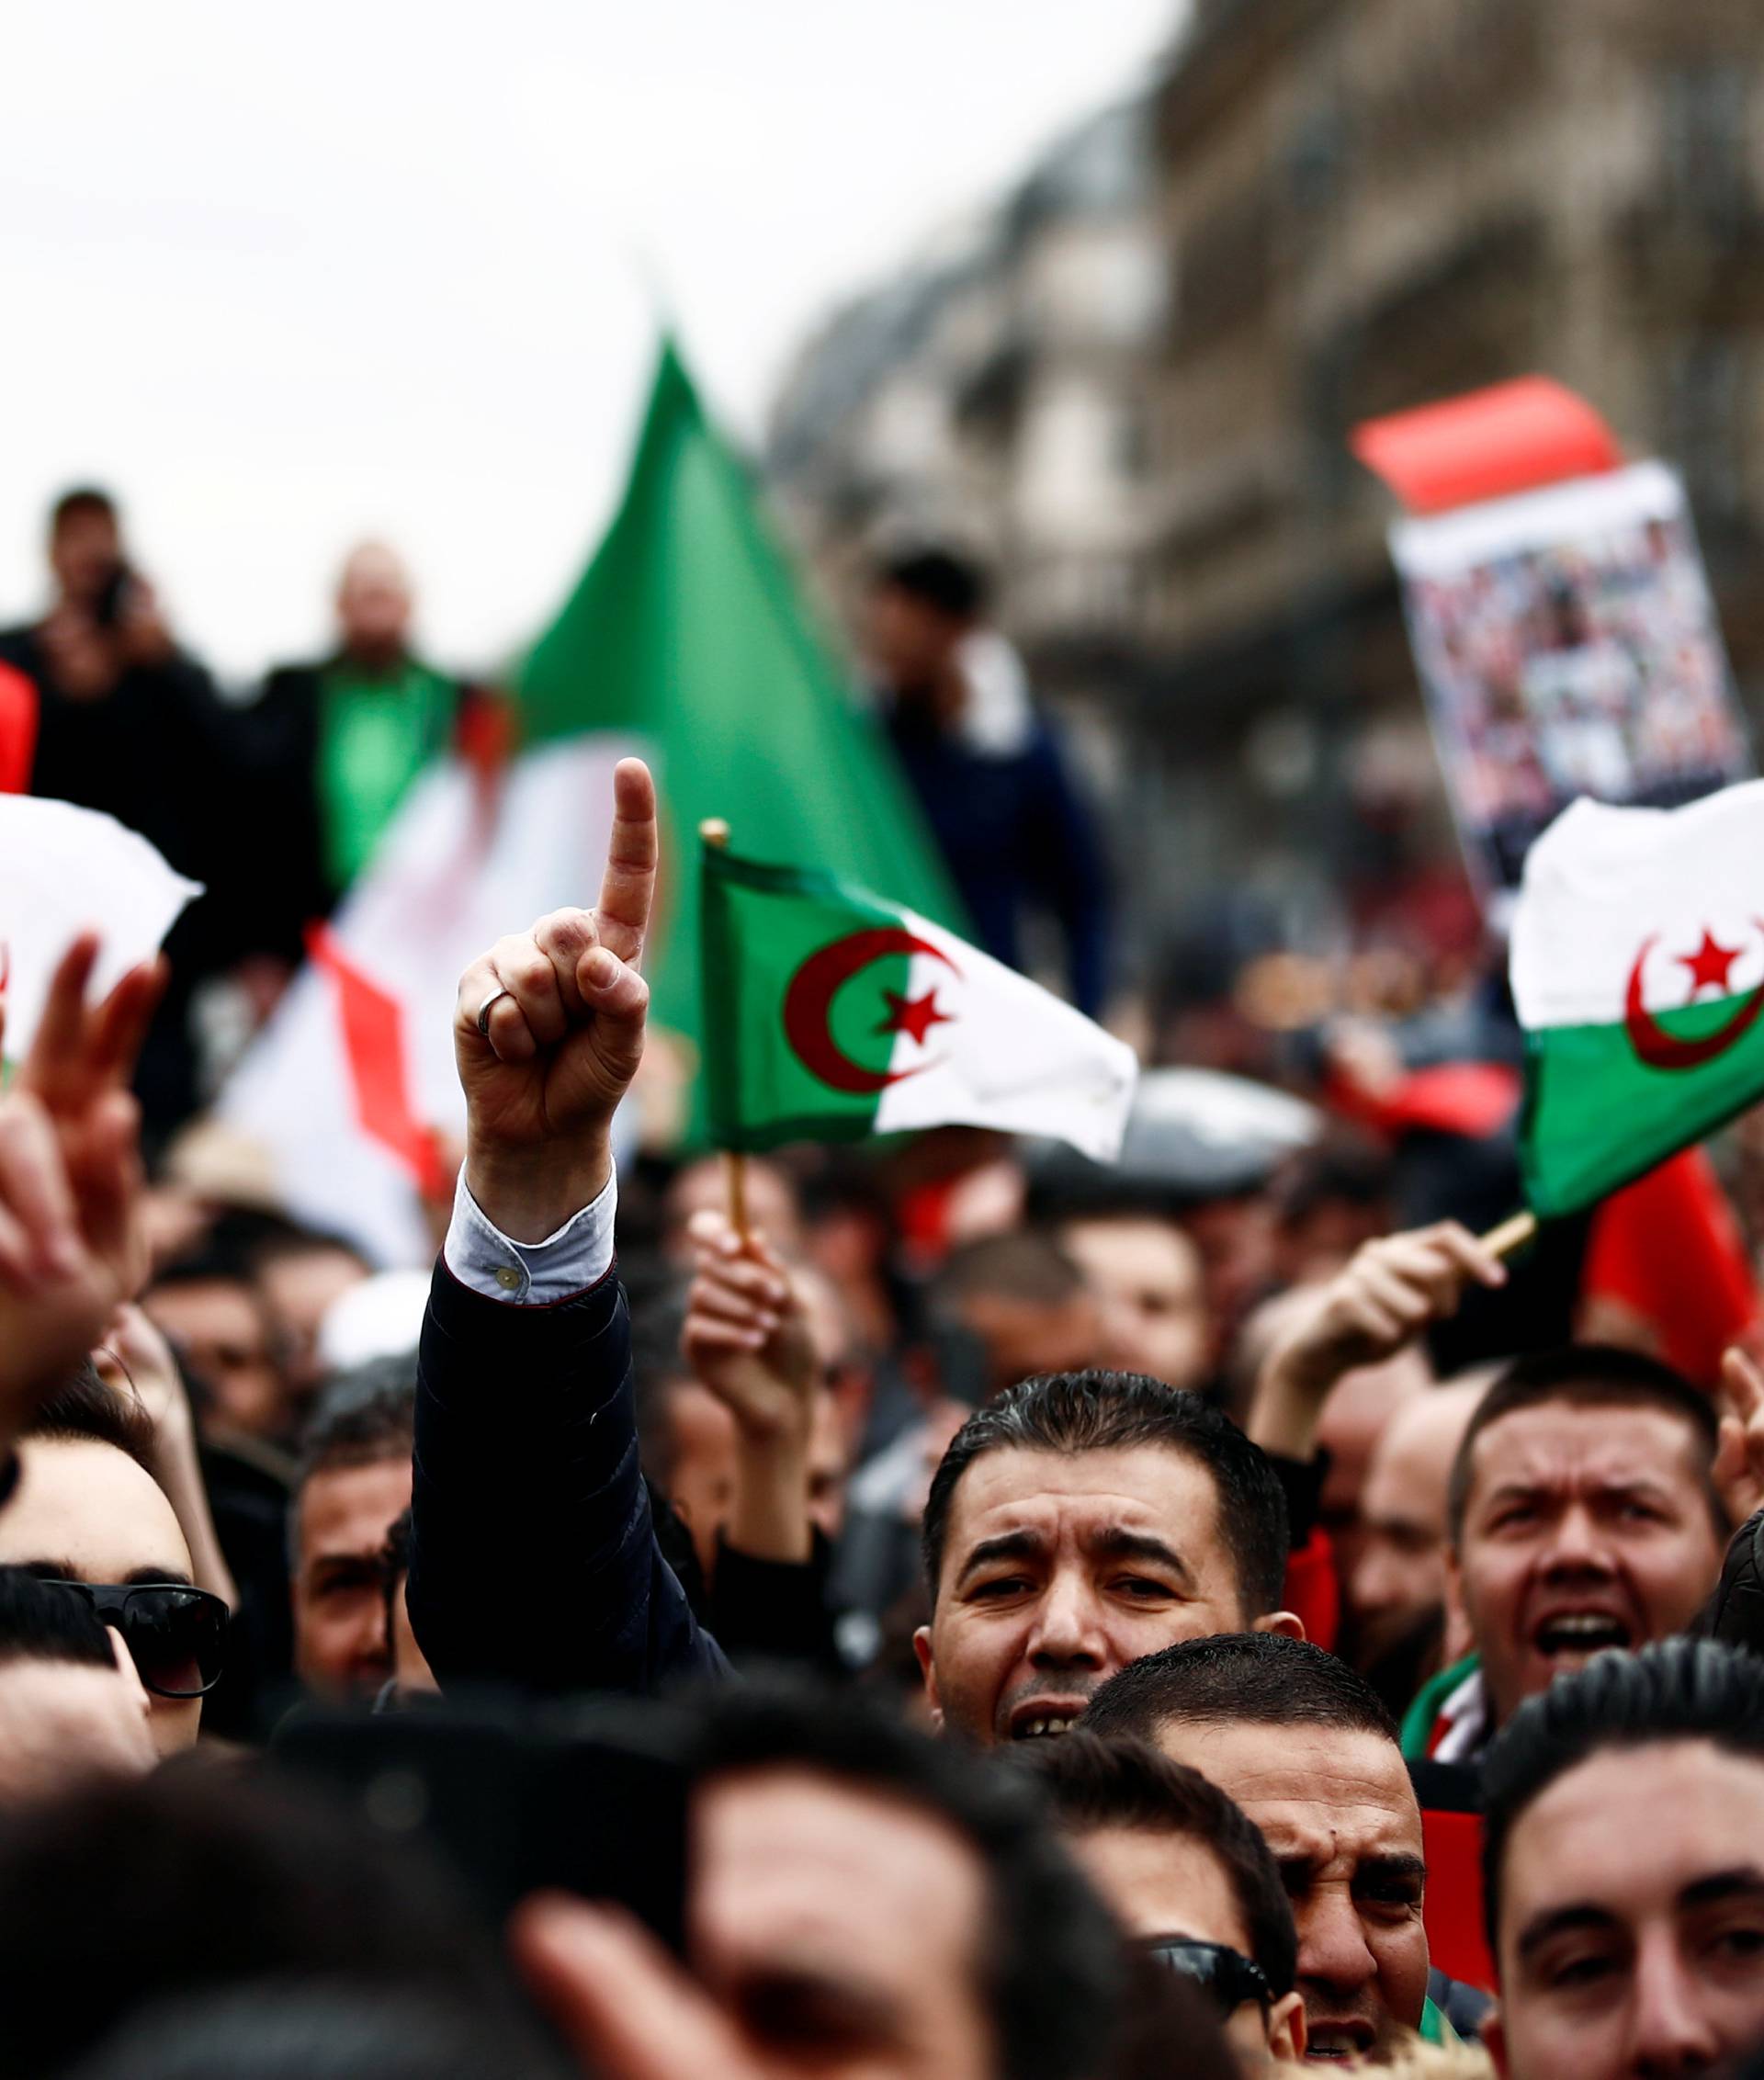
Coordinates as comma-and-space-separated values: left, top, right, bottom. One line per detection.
442, 1166, 617, 1304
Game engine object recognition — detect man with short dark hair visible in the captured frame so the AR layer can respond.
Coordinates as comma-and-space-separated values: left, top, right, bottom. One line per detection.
1086, 1633, 1454, 2061
292, 1358, 413, 1699
1481, 1637, 1764, 2080
1405, 1345, 1731, 1761
915, 1371, 1299, 1746
0, 1566, 155, 1800
867, 543, 1111, 1015
1019, 1728, 1306, 2061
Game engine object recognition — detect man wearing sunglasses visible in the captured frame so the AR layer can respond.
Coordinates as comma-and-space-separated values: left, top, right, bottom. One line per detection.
0, 1372, 227, 1752
1019, 1729, 1306, 2063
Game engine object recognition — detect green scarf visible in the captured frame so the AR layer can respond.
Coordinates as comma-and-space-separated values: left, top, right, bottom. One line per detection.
317, 656, 453, 889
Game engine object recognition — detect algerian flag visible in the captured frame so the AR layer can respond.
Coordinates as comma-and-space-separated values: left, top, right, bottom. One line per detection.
702, 843, 1136, 1160
220, 337, 957, 1262
1512, 780, 1764, 1218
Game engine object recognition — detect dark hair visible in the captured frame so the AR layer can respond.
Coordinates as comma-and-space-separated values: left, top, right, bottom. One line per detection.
0, 1566, 115, 1671
1447, 1344, 1724, 1543
1084, 1633, 1399, 1747
297, 1356, 416, 1489
25, 1363, 157, 1471
51, 486, 118, 534
1482, 1638, 1764, 1951
877, 545, 989, 620
691, 1682, 1125, 2080
1013, 1730, 1297, 1998
147, 1245, 258, 1294
922, 1372, 1289, 1615
0, 1767, 518, 2080
59, 1984, 551, 2080
931, 1230, 1087, 1313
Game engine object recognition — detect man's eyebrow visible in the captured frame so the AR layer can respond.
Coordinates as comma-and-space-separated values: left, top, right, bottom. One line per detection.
1086, 1526, 1195, 1588
1516, 1904, 1619, 1963
1354, 1853, 1428, 1890
122, 1566, 194, 1588
956, 1530, 1046, 1585
1679, 1867, 1764, 1913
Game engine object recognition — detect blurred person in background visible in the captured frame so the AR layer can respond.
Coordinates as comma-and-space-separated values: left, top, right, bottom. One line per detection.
289, 1358, 414, 1701
250, 541, 472, 967
377, 1507, 436, 1701
1055, 1205, 1212, 1394
1020, 1728, 1306, 2062
0, 1566, 155, 1803
245, 1222, 371, 1407
1481, 1640, 1764, 2080
662, 1151, 803, 1260
143, 1245, 291, 1447
1086, 1633, 1476, 2058
0, 489, 245, 1136
867, 545, 1111, 1018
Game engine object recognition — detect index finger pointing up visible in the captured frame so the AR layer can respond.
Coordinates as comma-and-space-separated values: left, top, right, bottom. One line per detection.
594, 758, 658, 968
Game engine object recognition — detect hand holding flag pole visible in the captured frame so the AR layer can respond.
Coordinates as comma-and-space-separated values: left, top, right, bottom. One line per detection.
1481, 1209, 1538, 1259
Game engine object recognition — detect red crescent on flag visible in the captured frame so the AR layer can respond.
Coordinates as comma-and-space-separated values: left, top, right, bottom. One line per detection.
1624, 925, 1764, 1070
784, 928, 959, 1095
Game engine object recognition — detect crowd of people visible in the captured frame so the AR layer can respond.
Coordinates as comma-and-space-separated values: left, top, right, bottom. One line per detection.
5, 491, 1764, 2076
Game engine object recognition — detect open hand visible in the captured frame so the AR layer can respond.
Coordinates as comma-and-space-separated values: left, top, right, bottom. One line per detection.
454, 760, 657, 1241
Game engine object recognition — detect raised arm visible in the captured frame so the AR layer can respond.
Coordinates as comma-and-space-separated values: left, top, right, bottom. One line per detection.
407, 760, 729, 1696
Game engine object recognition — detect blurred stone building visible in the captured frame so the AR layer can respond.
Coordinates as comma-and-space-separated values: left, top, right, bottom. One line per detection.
769, 0, 1764, 1000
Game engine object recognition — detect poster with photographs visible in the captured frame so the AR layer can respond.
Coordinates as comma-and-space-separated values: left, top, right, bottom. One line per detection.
1391, 460, 1749, 904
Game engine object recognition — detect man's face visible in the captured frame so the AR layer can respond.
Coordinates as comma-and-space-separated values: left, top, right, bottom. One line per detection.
1072, 1824, 1306, 2062
1059, 1217, 1211, 1393
292, 1455, 412, 1698
336, 544, 413, 662
0, 1439, 201, 1755
807, 1389, 850, 1545
1313, 1352, 1428, 1594
255, 1246, 368, 1399
144, 1278, 288, 1441
0, 1637, 155, 1803
866, 585, 964, 694
956, 1288, 1102, 1402
1150, 1718, 1430, 2063
692, 1765, 994, 2080
1489, 1740, 1764, 2080
916, 1442, 1292, 1746
1448, 1403, 1724, 1725
1349, 1383, 1482, 1662
50, 508, 121, 605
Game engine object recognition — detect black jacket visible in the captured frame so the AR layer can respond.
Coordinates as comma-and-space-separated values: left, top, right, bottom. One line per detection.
407, 1260, 729, 1698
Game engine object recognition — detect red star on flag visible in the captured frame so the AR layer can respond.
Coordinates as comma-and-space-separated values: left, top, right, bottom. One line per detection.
877, 987, 953, 1047
1678, 929, 1742, 999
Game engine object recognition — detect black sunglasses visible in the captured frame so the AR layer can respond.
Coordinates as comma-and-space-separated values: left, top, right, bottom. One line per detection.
47, 1581, 228, 1700
1143, 1938, 1272, 2018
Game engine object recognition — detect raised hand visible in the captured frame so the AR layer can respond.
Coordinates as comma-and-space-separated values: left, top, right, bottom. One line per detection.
1250, 1221, 1505, 1459
1715, 1347, 1764, 1527
453, 759, 658, 1241
682, 1210, 817, 1445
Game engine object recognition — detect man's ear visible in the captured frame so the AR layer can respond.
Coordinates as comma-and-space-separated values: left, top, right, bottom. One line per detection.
1443, 1543, 1475, 1665
1481, 2001, 1510, 2078
1267, 1989, 1306, 2062
1252, 1608, 1306, 1643
912, 1623, 945, 1732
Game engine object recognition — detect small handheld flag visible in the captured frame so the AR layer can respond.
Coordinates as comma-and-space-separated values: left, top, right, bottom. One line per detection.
1512, 779, 1764, 1220
699, 838, 1136, 1161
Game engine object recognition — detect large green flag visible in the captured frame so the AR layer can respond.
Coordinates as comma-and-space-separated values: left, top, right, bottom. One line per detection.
517, 341, 962, 1128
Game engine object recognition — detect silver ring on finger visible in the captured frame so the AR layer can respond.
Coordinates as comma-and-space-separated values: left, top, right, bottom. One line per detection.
476, 988, 512, 1038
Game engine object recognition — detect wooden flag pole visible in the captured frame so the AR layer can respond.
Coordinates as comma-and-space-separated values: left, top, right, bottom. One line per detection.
698, 817, 750, 1243
1480, 1209, 1539, 1260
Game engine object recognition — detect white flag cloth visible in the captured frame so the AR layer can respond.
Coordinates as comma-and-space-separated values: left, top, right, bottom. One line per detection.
0, 796, 201, 1056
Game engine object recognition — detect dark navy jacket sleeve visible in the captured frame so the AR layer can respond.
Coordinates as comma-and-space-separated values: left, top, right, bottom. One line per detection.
407, 1259, 729, 1698
1022, 728, 1112, 1019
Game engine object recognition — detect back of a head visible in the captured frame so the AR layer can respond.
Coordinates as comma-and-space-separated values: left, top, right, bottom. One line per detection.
1013, 1729, 1297, 1999
24, 1364, 156, 1470
297, 1357, 416, 1493
1447, 1344, 1723, 1543
59, 1984, 554, 2080
1481, 1637, 1764, 1950
0, 1765, 511, 2079
877, 545, 989, 621
691, 1681, 1125, 2080
923, 1372, 1289, 1616
931, 1229, 1086, 1315
1085, 1633, 1399, 1747
0, 1567, 116, 1673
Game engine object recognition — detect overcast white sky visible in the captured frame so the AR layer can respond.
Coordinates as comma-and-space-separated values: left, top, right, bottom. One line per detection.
1, 2, 1177, 681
